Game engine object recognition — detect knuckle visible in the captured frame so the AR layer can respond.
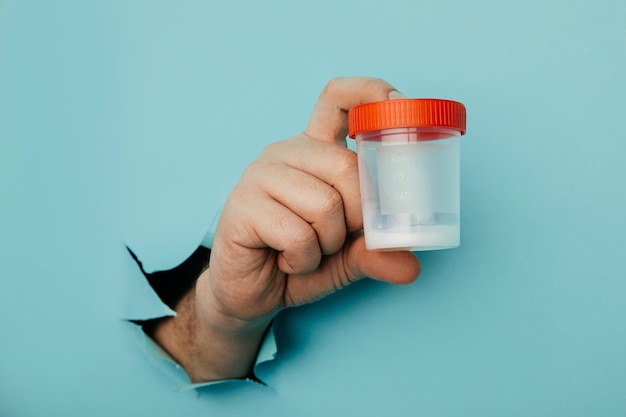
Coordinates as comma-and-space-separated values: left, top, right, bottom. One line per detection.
360, 76, 388, 93
240, 161, 259, 178
322, 77, 346, 96
260, 141, 282, 159
333, 149, 359, 177
288, 223, 318, 250
239, 162, 266, 187
318, 186, 343, 217
284, 224, 321, 274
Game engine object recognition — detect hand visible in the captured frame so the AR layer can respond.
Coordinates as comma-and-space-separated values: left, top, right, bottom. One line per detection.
152, 77, 421, 382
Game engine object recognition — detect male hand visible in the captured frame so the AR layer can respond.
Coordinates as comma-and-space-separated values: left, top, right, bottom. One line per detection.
153, 77, 421, 382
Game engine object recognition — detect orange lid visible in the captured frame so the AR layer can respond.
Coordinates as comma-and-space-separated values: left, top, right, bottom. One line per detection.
348, 98, 466, 138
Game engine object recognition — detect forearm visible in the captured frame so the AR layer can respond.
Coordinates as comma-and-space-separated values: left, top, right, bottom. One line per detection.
149, 272, 272, 383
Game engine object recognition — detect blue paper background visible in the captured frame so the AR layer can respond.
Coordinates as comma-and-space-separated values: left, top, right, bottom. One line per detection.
1, 0, 625, 415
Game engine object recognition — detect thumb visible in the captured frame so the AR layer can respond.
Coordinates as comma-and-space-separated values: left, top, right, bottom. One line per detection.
305, 77, 403, 145
345, 235, 421, 285
284, 235, 420, 308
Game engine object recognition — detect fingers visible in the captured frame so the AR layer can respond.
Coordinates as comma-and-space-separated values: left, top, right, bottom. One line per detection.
346, 236, 421, 285
249, 161, 347, 255
234, 195, 323, 275
284, 235, 421, 307
225, 151, 355, 275
261, 137, 363, 232
305, 77, 400, 144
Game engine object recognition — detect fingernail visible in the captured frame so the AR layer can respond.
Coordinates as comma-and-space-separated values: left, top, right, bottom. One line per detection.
388, 90, 406, 100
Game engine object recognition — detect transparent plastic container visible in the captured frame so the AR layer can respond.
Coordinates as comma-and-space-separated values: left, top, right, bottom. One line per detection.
348, 99, 467, 251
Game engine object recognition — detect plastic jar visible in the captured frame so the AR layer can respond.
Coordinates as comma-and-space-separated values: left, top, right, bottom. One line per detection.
348, 98, 467, 251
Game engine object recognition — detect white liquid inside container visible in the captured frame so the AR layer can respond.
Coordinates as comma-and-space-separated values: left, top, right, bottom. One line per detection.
365, 225, 459, 251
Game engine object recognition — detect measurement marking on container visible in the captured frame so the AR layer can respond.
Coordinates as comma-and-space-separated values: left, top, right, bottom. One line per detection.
393, 191, 412, 201
391, 154, 410, 164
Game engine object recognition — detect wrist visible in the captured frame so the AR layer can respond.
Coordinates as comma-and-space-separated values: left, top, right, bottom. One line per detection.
194, 270, 274, 338
151, 276, 273, 383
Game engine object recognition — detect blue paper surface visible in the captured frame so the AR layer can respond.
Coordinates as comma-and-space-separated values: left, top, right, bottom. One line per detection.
1, 0, 625, 415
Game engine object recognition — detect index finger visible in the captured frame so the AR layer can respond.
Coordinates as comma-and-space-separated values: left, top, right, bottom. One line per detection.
304, 77, 401, 145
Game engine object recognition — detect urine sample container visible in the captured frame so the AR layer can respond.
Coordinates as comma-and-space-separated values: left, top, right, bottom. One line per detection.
348, 98, 467, 251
